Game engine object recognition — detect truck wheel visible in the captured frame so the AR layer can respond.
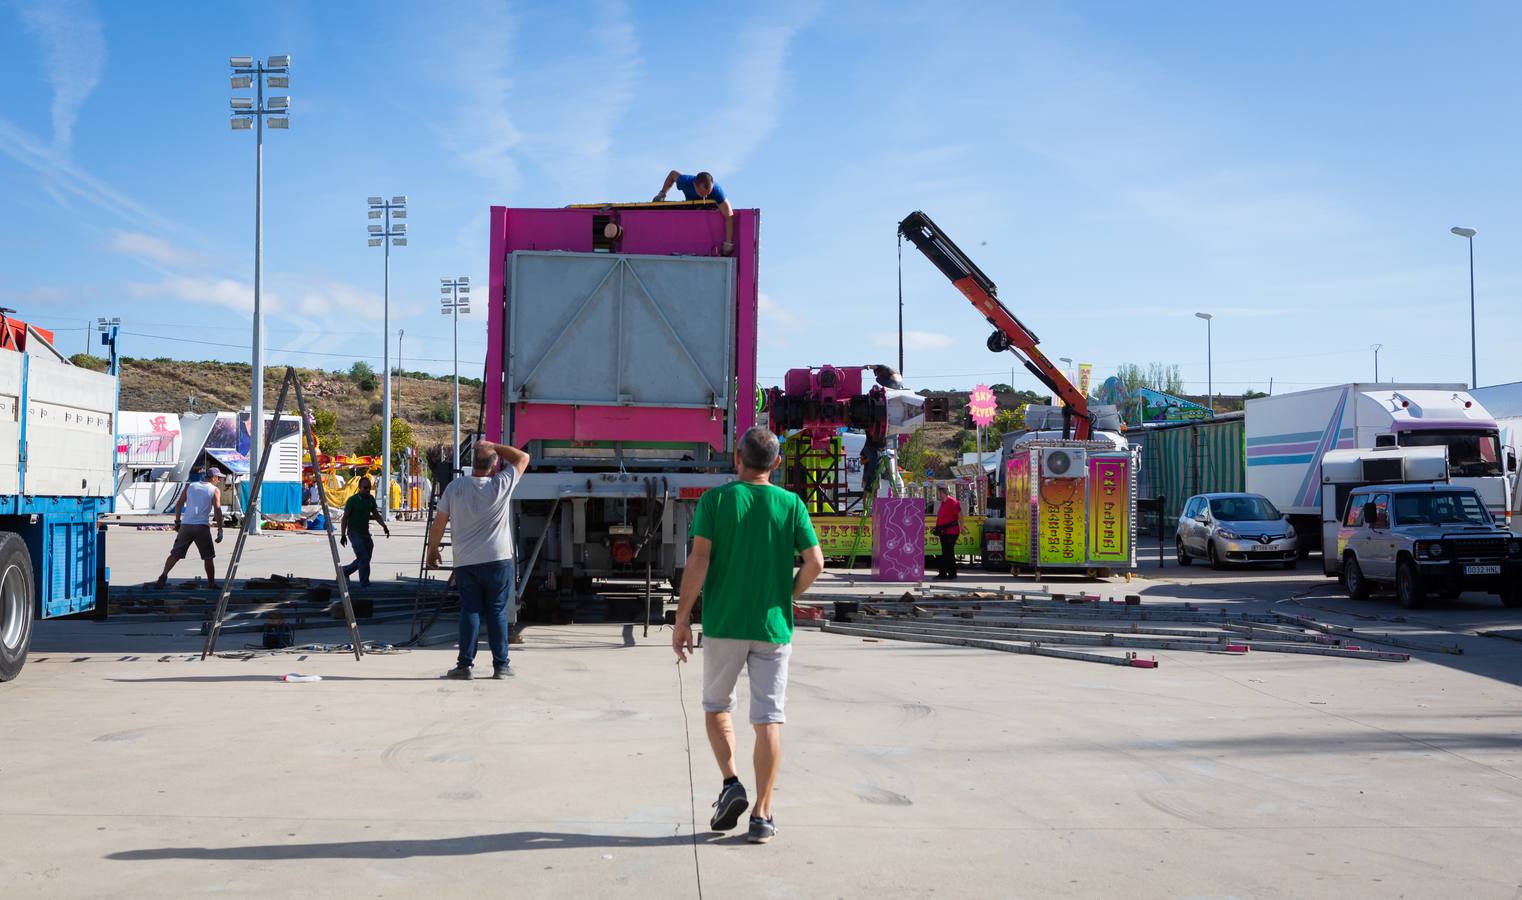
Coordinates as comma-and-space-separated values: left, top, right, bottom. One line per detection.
1396, 562, 1425, 610
1343, 554, 1370, 601
1502, 586, 1522, 609
1175, 538, 1192, 566
0, 532, 37, 682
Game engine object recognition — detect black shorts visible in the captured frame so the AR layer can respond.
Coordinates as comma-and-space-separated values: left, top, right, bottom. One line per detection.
172, 525, 216, 560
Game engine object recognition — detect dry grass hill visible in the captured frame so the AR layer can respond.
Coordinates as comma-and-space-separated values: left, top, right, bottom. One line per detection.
99, 358, 484, 455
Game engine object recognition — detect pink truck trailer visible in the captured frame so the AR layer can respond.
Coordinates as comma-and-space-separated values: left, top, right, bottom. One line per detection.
483, 202, 758, 612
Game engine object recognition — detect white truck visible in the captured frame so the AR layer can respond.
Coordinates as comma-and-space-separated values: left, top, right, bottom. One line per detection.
0, 320, 120, 681
1246, 383, 1513, 549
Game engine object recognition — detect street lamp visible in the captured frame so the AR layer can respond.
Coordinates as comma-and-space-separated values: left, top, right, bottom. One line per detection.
368, 194, 408, 520
1450, 226, 1477, 388
1370, 343, 1382, 382
440, 276, 471, 475
1194, 312, 1213, 408
230, 53, 291, 536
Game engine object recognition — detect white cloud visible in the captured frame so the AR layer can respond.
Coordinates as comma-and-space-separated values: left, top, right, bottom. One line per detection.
687, 13, 812, 175
873, 331, 954, 351
128, 276, 268, 317
0, 118, 167, 230
294, 279, 386, 323
15, 0, 106, 153
109, 231, 200, 267
757, 292, 800, 327
439, 1, 524, 193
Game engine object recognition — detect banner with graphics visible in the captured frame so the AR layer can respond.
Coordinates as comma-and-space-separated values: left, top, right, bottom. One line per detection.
1038, 474, 1086, 565
812, 516, 983, 558
1005, 452, 1032, 564
1086, 455, 1130, 563
1077, 363, 1093, 399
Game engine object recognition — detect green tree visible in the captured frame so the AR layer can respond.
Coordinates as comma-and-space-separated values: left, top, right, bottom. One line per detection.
349, 361, 378, 392
356, 417, 416, 465
69, 353, 108, 372
990, 383, 1014, 394
310, 408, 343, 453
1114, 362, 1183, 394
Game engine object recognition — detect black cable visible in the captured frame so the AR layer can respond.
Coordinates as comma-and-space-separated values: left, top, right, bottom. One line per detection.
676, 659, 706, 899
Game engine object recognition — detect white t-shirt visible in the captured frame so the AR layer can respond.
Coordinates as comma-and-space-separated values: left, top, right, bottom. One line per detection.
181, 481, 221, 526
437, 468, 517, 568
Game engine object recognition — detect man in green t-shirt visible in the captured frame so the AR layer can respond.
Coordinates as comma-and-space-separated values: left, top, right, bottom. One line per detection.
340, 476, 390, 588
673, 426, 825, 845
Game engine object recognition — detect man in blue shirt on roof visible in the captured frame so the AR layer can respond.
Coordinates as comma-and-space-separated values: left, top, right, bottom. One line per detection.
654, 169, 734, 255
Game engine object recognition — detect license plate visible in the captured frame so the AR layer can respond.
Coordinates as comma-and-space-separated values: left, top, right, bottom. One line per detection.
1464, 564, 1501, 575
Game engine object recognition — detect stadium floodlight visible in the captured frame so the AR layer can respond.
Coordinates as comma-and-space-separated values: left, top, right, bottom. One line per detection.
231, 97, 253, 109
440, 285, 452, 294
392, 223, 407, 234
267, 116, 289, 129
230, 56, 253, 68
368, 224, 383, 234
230, 117, 253, 130
369, 238, 382, 247
391, 195, 407, 205
267, 96, 290, 110
440, 275, 471, 476
367, 196, 383, 205
367, 192, 412, 520
391, 208, 406, 219
392, 238, 407, 246
266, 75, 289, 88
440, 307, 451, 315
231, 75, 252, 89
458, 284, 469, 293
267, 55, 291, 68
369, 210, 383, 219
458, 276, 469, 284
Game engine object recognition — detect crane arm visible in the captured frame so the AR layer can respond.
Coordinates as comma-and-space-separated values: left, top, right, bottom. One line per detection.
897, 210, 1093, 440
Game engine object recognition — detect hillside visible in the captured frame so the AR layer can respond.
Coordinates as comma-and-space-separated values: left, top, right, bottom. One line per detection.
109, 358, 485, 455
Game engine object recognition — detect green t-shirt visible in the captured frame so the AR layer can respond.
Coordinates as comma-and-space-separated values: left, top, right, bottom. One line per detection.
344, 493, 378, 535
690, 481, 818, 643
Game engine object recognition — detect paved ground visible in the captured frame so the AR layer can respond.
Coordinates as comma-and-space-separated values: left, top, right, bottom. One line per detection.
3, 521, 1521, 897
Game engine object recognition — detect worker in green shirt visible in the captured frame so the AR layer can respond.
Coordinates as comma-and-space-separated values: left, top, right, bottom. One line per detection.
673, 426, 825, 845
340, 476, 390, 588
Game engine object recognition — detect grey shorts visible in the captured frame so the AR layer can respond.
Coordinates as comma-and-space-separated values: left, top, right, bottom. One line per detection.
702, 638, 792, 725
171, 525, 216, 560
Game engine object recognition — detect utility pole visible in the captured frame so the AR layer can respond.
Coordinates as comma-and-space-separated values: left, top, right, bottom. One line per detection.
229, 54, 291, 536
367, 195, 408, 520
440, 277, 471, 475
1370, 343, 1382, 382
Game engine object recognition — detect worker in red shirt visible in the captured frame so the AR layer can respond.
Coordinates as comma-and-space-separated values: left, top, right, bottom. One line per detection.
933, 485, 961, 580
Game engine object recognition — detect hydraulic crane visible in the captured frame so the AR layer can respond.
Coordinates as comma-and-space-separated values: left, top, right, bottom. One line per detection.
898, 210, 1094, 440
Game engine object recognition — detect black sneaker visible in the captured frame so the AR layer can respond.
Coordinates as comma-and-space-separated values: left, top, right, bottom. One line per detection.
709, 781, 748, 831
492, 665, 514, 679
746, 815, 776, 844
445, 665, 472, 679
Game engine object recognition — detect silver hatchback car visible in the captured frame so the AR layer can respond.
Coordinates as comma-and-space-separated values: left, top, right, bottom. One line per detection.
1176, 492, 1298, 569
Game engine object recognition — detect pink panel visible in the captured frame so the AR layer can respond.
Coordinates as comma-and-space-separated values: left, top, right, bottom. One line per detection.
873, 497, 926, 582
485, 205, 758, 447
513, 404, 725, 448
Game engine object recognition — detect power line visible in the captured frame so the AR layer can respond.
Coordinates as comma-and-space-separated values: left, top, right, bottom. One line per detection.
120, 330, 480, 365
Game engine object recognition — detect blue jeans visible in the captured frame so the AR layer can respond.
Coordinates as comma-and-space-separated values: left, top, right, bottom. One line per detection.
457, 559, 514, 669
342, 531, 374, 586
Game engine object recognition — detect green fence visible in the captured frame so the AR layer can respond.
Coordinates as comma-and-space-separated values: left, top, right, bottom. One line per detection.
1138, 417, 1245, 522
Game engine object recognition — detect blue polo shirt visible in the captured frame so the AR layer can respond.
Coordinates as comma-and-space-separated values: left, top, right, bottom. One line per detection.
675, 173, 726, 205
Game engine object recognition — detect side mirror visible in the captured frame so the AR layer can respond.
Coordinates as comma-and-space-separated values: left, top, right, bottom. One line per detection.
1363, 502, 1379, 527
1508, 450, 1517, 472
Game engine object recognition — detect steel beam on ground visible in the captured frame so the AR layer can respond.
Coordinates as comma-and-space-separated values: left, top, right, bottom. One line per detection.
1272, 612, 1463, 655
822, 621, 1157, 668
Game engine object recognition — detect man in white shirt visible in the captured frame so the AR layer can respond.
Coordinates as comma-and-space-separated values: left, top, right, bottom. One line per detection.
155, 468, 225, 589
425, 440, 530, 680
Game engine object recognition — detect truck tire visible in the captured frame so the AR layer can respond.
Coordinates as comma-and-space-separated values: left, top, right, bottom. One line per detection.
1343, 554, 1370, 601
1502, 586, 1522, 609
0, 532, 37, 682
1395, 561, 1425, 610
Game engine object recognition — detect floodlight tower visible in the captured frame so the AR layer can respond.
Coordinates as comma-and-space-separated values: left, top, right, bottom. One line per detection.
440, 276, 471, 475
367, 195, 408, 520
229, 54, 291, 535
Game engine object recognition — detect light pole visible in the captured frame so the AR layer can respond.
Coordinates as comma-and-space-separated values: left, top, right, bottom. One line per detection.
440, 276, 471, 475
368, 195, 408, 520
1194, 312, 1213, 409
230, 54, 290, 536
1450, 226, 1477, 388
1370, 343, 1382, 382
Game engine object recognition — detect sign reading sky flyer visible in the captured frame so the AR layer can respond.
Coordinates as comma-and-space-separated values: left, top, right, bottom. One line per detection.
968, 384, 997, 428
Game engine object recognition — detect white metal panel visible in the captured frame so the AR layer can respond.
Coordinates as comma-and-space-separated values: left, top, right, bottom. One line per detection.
0, 353, 21, 494
24, 354, 116, 497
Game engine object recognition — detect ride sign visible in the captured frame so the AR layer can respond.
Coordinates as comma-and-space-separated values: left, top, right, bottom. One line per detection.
968, 384, 997, 428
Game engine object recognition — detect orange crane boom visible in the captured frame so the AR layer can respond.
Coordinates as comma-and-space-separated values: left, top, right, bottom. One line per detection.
898, 210, 1094, 440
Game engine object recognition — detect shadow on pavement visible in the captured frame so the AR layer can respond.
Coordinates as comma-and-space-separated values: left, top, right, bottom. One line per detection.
109, 829, 737, 860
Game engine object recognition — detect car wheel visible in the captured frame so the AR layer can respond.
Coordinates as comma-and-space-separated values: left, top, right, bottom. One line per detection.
1208, 541, 1226, 570
1176, 538, 1192, 566
1502, 586, 1522, 609
1281, 558, 1297, 570
1343, 554, 1370, 601
1396, 561, 1425, 610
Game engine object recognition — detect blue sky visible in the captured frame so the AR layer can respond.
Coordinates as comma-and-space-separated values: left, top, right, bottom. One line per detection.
2, 0, 1519, 400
